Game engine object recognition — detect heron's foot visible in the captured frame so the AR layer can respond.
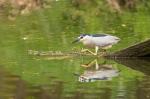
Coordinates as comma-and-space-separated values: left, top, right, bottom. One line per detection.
81, 49, 88, 52
81, 49, 90, 54
81, 48, 97, 56
91, 53, 97, 56
81, 64, 90, 67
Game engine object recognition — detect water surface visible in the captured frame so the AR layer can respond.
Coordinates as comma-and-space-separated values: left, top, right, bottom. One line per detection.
0, 56, 150, 99
0, 1, 150, 99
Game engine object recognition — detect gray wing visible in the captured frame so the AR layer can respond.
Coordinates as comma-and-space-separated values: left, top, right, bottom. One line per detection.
91, 34, 109, 37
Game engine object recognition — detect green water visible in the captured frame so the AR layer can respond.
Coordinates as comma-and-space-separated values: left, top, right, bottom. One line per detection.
0, 1, 150, 99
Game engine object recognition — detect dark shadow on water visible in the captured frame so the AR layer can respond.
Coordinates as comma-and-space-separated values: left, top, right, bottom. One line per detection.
110, 57, 150, 99
113, 57, 150, 75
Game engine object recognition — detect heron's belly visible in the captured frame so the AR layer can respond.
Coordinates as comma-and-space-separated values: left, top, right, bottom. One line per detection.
85, 43, 95, 48
83, 41, 95, 48
83, 41, 109, 48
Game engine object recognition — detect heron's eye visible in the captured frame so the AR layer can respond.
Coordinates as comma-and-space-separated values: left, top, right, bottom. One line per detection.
80, 36, 83, 39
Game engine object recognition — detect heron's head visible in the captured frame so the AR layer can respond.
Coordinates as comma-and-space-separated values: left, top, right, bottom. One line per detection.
72, 34, 90, 43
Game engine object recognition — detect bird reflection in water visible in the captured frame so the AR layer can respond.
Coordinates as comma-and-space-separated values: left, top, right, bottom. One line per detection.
78, 59, 119, 82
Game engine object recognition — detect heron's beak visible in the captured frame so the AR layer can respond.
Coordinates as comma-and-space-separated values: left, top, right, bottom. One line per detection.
72, 38, 80, 43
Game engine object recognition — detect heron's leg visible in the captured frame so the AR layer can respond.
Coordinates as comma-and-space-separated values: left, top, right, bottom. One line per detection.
95, 46, 99, 55
81, 48, 97, 55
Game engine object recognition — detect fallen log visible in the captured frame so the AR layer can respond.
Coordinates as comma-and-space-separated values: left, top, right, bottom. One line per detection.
109, 39, 150, 57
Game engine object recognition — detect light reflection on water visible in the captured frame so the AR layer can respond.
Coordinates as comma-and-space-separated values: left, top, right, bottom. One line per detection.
0, 57, 150, 99
76, 59, 119, 82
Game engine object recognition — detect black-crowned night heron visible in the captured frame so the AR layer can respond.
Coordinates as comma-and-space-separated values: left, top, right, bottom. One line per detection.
72, 34, 120, 55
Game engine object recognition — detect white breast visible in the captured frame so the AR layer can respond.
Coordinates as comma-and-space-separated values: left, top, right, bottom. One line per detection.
82, 36, 95, 48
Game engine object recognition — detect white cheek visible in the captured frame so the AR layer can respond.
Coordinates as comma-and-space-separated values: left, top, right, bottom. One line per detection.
79, 36, 90, 42
79, 37, 84, 41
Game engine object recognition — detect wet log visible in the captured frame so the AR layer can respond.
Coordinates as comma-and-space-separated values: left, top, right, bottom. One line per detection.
109, 39, 150, 57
